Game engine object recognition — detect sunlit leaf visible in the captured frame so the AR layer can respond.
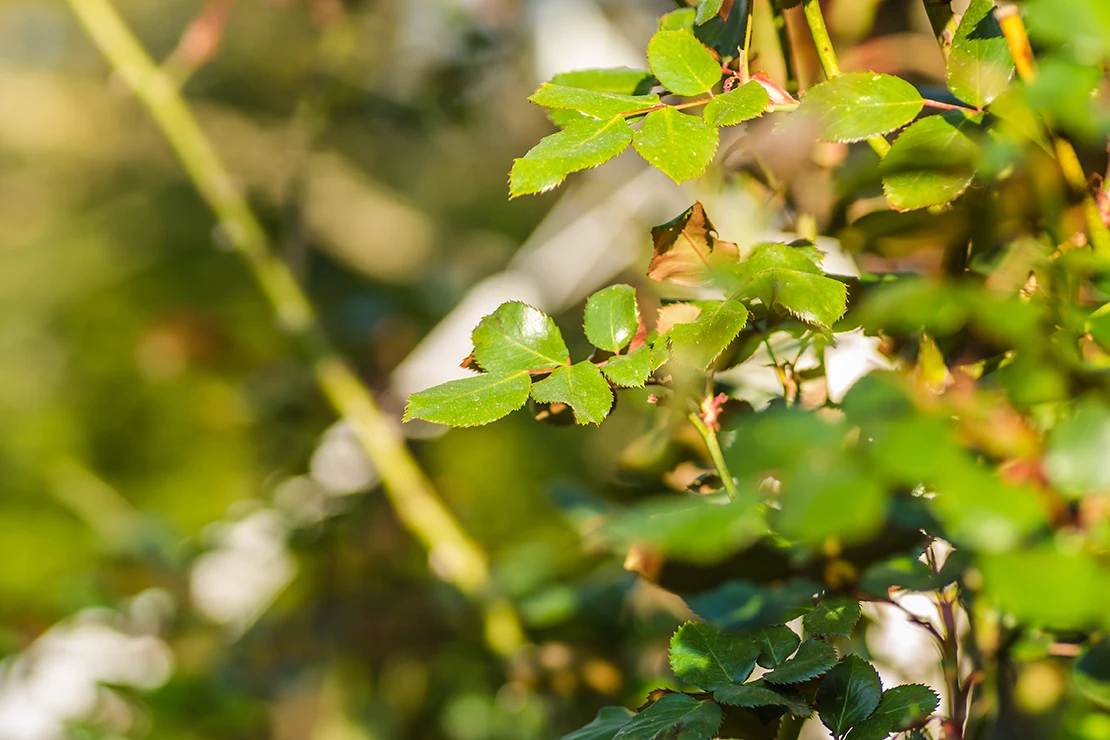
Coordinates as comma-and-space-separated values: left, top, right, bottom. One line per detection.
763, 640, 838, 685
530, 83, 660, 120
634, 107, 719, 183
585, 284, 640, 353
547, 68, 657, 127
703, 81, 770, 126
646, 29, 722, 96
796, 72, 924, 142
510, 117, 633, 197
669, 300, 749, 369
803, 597, 862, 637
602, 345, 653, 388
670, 621, 761, 690
695, 0, 725, 25
612, 694, 723, 740
980, 545, 1110, 629
530, 362, 614, 425
714, 680, 812, 717
725, 243, 847, 328
947, 0, 1013, 108
1044, 399, 1110, 498
472, 302, 570, 373
404, 372, 532, 427
881, 113, 979, 212
647, 202, 739, 287
816, 655, 883, 737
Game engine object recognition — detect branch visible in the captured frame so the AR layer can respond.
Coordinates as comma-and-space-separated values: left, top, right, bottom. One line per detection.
688, 410, 740, 499
65, 0, 526, 659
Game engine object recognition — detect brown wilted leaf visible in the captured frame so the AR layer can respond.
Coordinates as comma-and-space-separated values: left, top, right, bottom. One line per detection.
647, 202, 739, 286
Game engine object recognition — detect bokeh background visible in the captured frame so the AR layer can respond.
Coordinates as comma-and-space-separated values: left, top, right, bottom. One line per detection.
0, 1, 956, 738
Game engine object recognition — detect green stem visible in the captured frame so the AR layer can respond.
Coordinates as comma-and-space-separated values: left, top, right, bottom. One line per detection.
66, 0, 526, 659
688, 412, 740, 500
800, 0, 890, 158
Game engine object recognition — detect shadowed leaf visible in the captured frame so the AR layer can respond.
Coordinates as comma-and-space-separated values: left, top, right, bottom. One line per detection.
715, 679, 812, 717
817, 655, 883, 737
670, 621, 761, 690
881, 113, 979, 212
763, 639, 838, 684
563, 707, 636, 740
947, 0, 1013, 108
803, 597, 862, 637
613, 694, 723, 740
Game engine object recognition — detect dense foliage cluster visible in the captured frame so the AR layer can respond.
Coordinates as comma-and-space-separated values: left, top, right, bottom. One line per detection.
407, 0, 1110, 738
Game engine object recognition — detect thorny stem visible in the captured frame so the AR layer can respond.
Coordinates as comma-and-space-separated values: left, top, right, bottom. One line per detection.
995, 3, 1110, 256
800, 0, 891, 158
688, 411, 740, 500
66, 0, 527, 659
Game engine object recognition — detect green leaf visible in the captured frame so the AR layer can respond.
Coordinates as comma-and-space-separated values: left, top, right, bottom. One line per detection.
764, 639, 838, 685
585, 284, 640, 353
695, 0, 725, 25
1075, 642, 1110, 709
756, 626, 802, 669
646, 29, 722, 96
670, 622, 762, 690
881, 113, 978, 212
552, 68, 656, 95
472, 302, 570, 373
403, 372, 531, 427
547, 68, 657, 127
714, 679, 812, 717
563, 707, 636, 740
726, 244, 847, 328
703, 82, 770, 126
612, 694, 723, 740
796, 72, 924, 142
530, 83, 660, 120
979, 545, 1110, 629
601, 493, 767, 563
530, 362, 614, 425
602, 345, 652, 388
1044, 399, 1110, 498
946, 0, 1013, 108
634, 107, 719, 184
803, 597, 862, 637
1023, 0, 1110, 64
816, 656, 883, 738
691, 580, 819, 632
660, 8, 698, 31
846, 685, 939, 740
510, 117, 633, 197
669, 300, 749, 369
648, 202, 740, 287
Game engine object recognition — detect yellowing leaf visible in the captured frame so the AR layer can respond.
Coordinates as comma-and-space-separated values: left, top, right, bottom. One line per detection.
648, 202, 739, 286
